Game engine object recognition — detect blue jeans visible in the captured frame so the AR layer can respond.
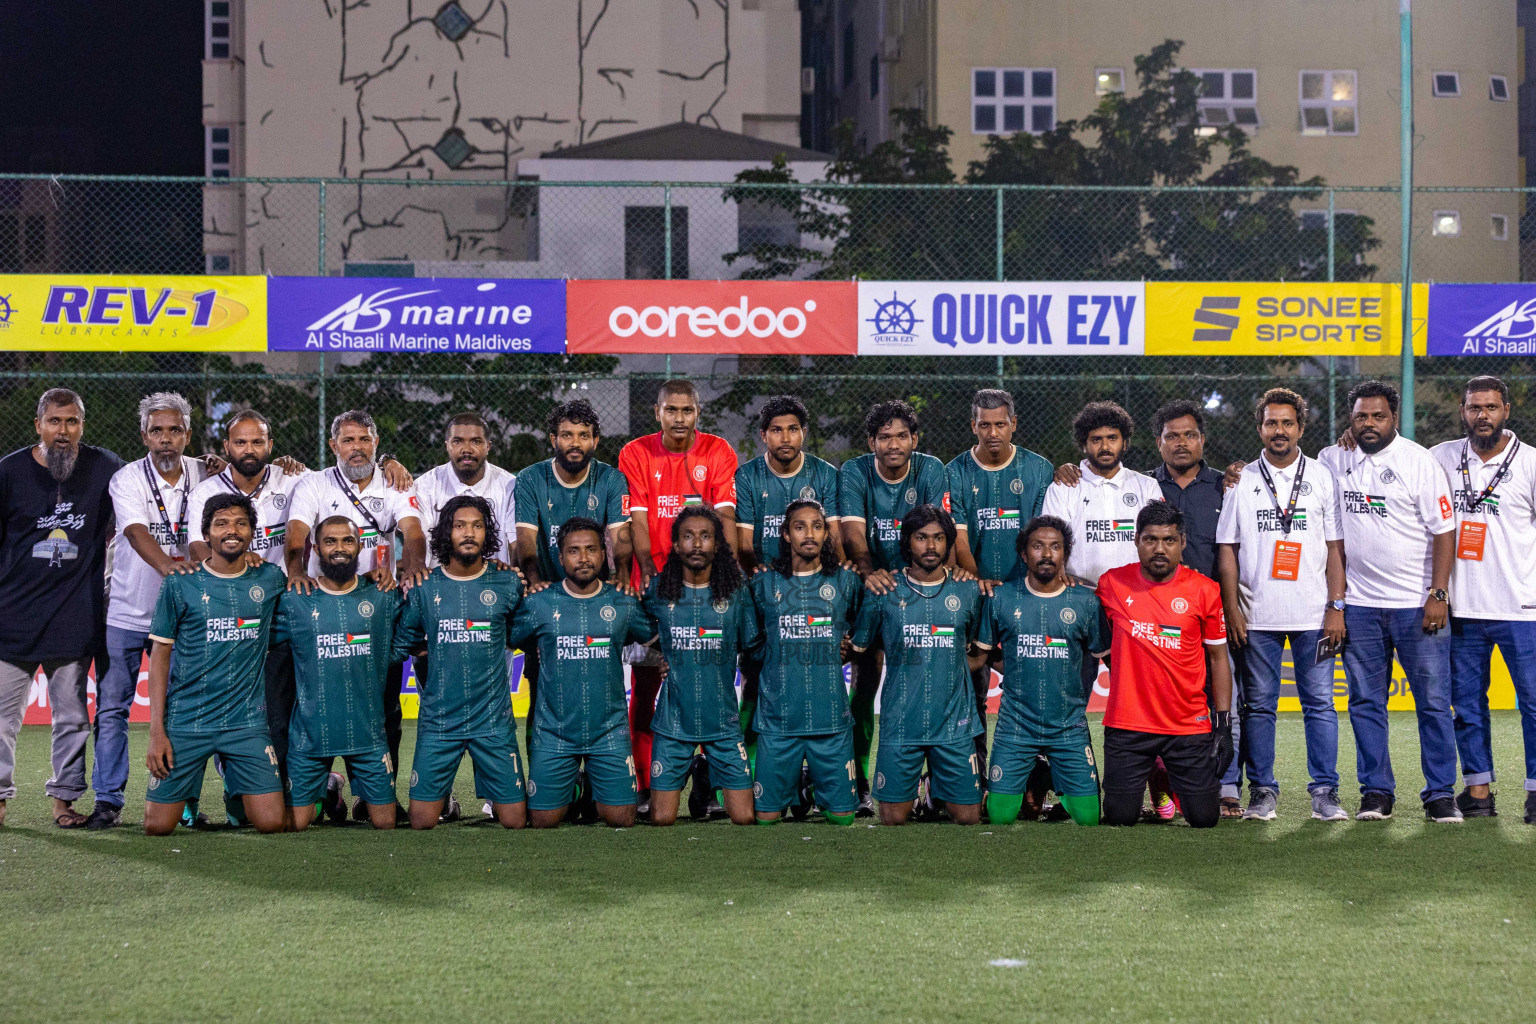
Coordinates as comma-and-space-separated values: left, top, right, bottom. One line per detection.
1240, 629, 1339, 794
1450, 617, 1536, 789
1342, 605, 1457, 803
1220, 646, 1245, 798
91, 626, 151, 809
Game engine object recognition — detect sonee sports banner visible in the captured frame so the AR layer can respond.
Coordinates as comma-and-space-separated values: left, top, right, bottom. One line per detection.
1144, 282, 1427, 356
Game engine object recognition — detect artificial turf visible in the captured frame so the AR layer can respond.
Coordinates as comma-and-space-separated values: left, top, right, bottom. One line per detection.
2, 713, 1533, 1024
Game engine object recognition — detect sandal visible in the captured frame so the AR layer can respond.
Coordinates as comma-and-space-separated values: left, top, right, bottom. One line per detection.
1219, 797, 1243, 819
54, 806, 89, 829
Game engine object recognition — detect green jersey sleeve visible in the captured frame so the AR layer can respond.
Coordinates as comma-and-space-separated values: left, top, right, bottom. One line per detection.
271, 591, 294, 648
946, 458, 971, 531
814, 458, 841, 520
838, 457, 870, 523
392, 588, 426, 662
147, 575, 182, 643
512, 465, 543, 528
624, 594, 658, 645
736, 586, 764, 656
734, 463, 758, 532
602, 466, 629, 527
850, 590, 882, 652
916, 453, 949, 507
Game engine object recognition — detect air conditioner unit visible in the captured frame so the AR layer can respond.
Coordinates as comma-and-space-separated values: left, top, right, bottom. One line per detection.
880, 35, 901, 62
801, 67, 816, 94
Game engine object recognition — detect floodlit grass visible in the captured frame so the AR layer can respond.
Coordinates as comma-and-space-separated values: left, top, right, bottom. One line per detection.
2, 714, 1533, 1023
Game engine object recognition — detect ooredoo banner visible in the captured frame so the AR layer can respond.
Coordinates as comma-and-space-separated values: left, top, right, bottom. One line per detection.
858, 281, 1145, 355
0, 274, 267, 351
566, 280, 857, 354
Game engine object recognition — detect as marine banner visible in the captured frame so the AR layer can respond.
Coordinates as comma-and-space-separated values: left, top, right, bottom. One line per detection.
0, 274, 267, 351
1144, 282, 1427, 356
1426, 283, 1536, 356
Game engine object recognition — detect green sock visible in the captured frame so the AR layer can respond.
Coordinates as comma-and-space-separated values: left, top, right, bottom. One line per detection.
985, 792, 1023, 825
739, 698, 758, 774
1058, 793, 1101, 826
755, 816, 781, 827
849, 692, 875, 784
824, 811, 856, 826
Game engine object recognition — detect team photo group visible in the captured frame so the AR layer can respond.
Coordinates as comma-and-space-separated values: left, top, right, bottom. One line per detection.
2, 371, 1532, 835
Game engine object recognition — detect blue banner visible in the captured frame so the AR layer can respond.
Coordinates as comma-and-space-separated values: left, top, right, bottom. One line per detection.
1427, 283, 1536, 356
267, 277, 566, 353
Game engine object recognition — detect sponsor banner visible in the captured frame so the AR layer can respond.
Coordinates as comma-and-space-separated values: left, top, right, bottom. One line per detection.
1427, 283, 1536, 356
858, 281, 1145, 355
0, 275, 266, 351
1145, 282, 1427, 356
566, 280, 857, 354
23, 658, 151, 725
267, 277, 566, 354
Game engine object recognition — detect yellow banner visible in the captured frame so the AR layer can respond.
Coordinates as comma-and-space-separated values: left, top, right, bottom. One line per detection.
0, 275, 267, 351
1275, 644, 1517, 712
1145, 282, 1427, 356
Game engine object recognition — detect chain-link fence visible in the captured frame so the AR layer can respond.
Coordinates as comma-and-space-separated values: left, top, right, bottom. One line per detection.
1, 174, 1534, 472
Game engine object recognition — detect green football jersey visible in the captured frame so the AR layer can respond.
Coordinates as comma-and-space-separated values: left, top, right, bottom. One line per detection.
511, 581, 657, 754
850, 572, 984, 745
643, 578, 763, 742
748, 566, 863, 736
272, 577, 400, 756
978, 578, 1108, 742
512, 459, 628, 582
392, 565, 524, 740
946, 445, 1052, 581
147, 561, 287, 734
734, 454, 841, 564
838, 452, 950, 570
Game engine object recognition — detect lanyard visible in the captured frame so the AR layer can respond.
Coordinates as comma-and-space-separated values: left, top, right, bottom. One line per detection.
143, 458, 188, 551
331, 467, 386, 542
1256, 455, 1306, 537
221, 465, 271, 506
1460, 438, 1520, 514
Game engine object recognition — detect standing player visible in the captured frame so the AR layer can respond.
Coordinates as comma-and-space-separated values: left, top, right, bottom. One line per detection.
977, 516, 1108, 827
393, 496, 526, 829
142, 494, 288, 835
749, 499, 863, 825
273, 517, 401, 830
1430, 376, 1536, 823
839, 399, 949, 809
513, 518, 657, 828
643, 506, 760, 826
849, 505, 984, 826
1321, 381, 1460, 823
414, 413, 517, 566
618, 380, 737, 807
1096, 501, 1233, 829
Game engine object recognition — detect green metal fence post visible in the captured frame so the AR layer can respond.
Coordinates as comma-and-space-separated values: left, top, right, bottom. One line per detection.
316, 179, 328, 464
1399, 0, 1416, 438
996, 186, 1005, 387
663, 184, 673, 378
1327, 186, 1336, 431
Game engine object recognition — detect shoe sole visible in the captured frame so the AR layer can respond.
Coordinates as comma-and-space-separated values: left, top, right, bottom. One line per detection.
1460, 809, 1497, 818
1354, 811, 1391, 820
1311, 811, 1348, 821
1426, 815, 1464, 823
1242, 811, 1277, 821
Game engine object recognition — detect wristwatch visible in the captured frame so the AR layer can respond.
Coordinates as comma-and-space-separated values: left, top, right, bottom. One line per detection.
1427, 588, 1449, 603
1327, 599, 1346, 611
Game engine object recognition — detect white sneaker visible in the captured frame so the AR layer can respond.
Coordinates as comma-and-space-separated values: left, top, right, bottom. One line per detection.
1310, 789, 1348, 821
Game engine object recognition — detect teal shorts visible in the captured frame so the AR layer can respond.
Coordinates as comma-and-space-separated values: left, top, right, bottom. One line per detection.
408, 729, 526, 805
650, 733, 752, 792
874, 739, 982, 805
526, 746, 637, 811
752, 731, 858, 816
146, 727, 281, 805
988, 731, 1100, 797
287, 747, 396, 807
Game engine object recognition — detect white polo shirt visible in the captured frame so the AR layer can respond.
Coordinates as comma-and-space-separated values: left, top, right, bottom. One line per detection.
285, 466, 421, 577
1215, 453, 1342, 631
1430, 431, 1536, 621
413, 461, 517, 567
1319, 434, 1455, 609
1040, 462, 1164, 584
187, 463, 306, 571
106, 455, 209, 632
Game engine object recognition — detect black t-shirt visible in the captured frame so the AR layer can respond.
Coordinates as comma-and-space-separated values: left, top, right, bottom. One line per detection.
0, 444, 124, 661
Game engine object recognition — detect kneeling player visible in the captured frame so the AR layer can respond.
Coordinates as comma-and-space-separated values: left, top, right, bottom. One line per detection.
143, 494, 288, 835
514, 518, 657, 828
977, 516, 1108, 826
849, 505, 984, 825
276, 517, 401, 830
395, 496, 528, 829
644, 507, 760, 825
748, 500, 863, 825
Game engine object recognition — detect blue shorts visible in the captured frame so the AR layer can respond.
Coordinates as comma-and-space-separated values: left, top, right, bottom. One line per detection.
874, 740, 981, 805
753, 731, 858, 815
146, 727, 281, 804
408, 730, 526, 805
988, 731, 1100, 797
650, 733, 753, 792
287, 747, 396, 807
526, 747, 638, 811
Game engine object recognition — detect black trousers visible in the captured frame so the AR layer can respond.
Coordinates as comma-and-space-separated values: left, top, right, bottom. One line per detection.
1102, 726, 1220, 828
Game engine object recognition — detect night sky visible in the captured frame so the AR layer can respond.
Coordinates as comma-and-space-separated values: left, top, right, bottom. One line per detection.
0, 1, 202, 174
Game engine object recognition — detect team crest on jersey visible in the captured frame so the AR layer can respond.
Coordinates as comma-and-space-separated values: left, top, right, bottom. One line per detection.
358, 600, 375, 617
1059, 606, 1077, 625
249, 585, 265, 602
527, 779, 537, 796
652, 760, 663, 777
799, 485, 816, 500
480, 589, 497, 606
875, 772, 885, 789
693, 465, 707, 482
367, 496, 384, 512
945, 594, 961, 612
273, 493, 288, 510
753, 781, 763, 798
587, 494, 598, 511
1171, 597, 1189, 614
410, 771, 419, 786
819, 583, 836, 601
1123, 492, 1139, 507
147, 775, 160, 790
713, 598, 730, 613
989, 764, 1003, 782
600, 605, 617, 622
1298, 481, 1313, 496
1381, 469, 1397, 484
905, 487, 917, 504
1010, 478, 1024, 494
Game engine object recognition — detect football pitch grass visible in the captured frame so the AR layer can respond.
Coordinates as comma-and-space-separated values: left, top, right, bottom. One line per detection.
3, 714, 1534, 1024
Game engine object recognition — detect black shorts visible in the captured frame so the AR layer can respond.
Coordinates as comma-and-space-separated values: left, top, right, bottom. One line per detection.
1102, 726, 1220, 828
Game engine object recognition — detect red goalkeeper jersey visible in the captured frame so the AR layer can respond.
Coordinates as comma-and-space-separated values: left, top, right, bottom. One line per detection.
618, 431, 738, 574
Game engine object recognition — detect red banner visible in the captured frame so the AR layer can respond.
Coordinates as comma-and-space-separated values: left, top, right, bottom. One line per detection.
566, 280, 858, 354
23, 656, 152, 725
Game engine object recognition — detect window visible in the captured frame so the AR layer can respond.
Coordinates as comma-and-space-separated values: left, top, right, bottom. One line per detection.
1490, 75, 1511, 101
205, 0, 231, 60
624, 206, 689, 279
737, 197, 799, 253
1492, 214, 1509, 240
870, 53, 879, 99
432, 1, 473, 42
1095, 68, 1124, 96
205, 125, 232, 178
971, 67, 1056, 134
1432, 210, 1461, 237
1191, 69, 1258, 129
1299, 70, 1357, 136
842, 24, 855, 87
205, 253, 233, 273
1432, 72, 1460, 97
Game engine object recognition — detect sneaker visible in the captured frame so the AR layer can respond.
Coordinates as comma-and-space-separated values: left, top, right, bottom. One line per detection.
322, 772, 347, 823
687, 756, 711, 820
1152, 793, 1177, 821
1242, 788, 1279, 821
704, 794, 726, 820
1525, 791, 1536, 825
350, 796, 369, 823
393, 802, 409, 826
1424, 795, 1464, 823
181, 798, 210, 829
85, 801, 122, 830
1310, 789, 1348, 822
791, 766, 814, 821
855, 790, 875, 819
438, 794, 462, 823
1355, 792, 1394, 820
481, 802, 493, 816
1455, 789, 1496, 818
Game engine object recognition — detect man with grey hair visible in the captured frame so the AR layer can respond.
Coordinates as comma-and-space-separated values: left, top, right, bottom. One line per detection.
0, 388, 124, 828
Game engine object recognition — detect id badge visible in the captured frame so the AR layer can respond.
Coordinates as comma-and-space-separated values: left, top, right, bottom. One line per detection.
1271, 540, 1302, 581
1457, 521, 1487, 561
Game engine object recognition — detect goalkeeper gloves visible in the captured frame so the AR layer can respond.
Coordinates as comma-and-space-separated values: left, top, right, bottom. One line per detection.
1211, 709, 1234, 779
